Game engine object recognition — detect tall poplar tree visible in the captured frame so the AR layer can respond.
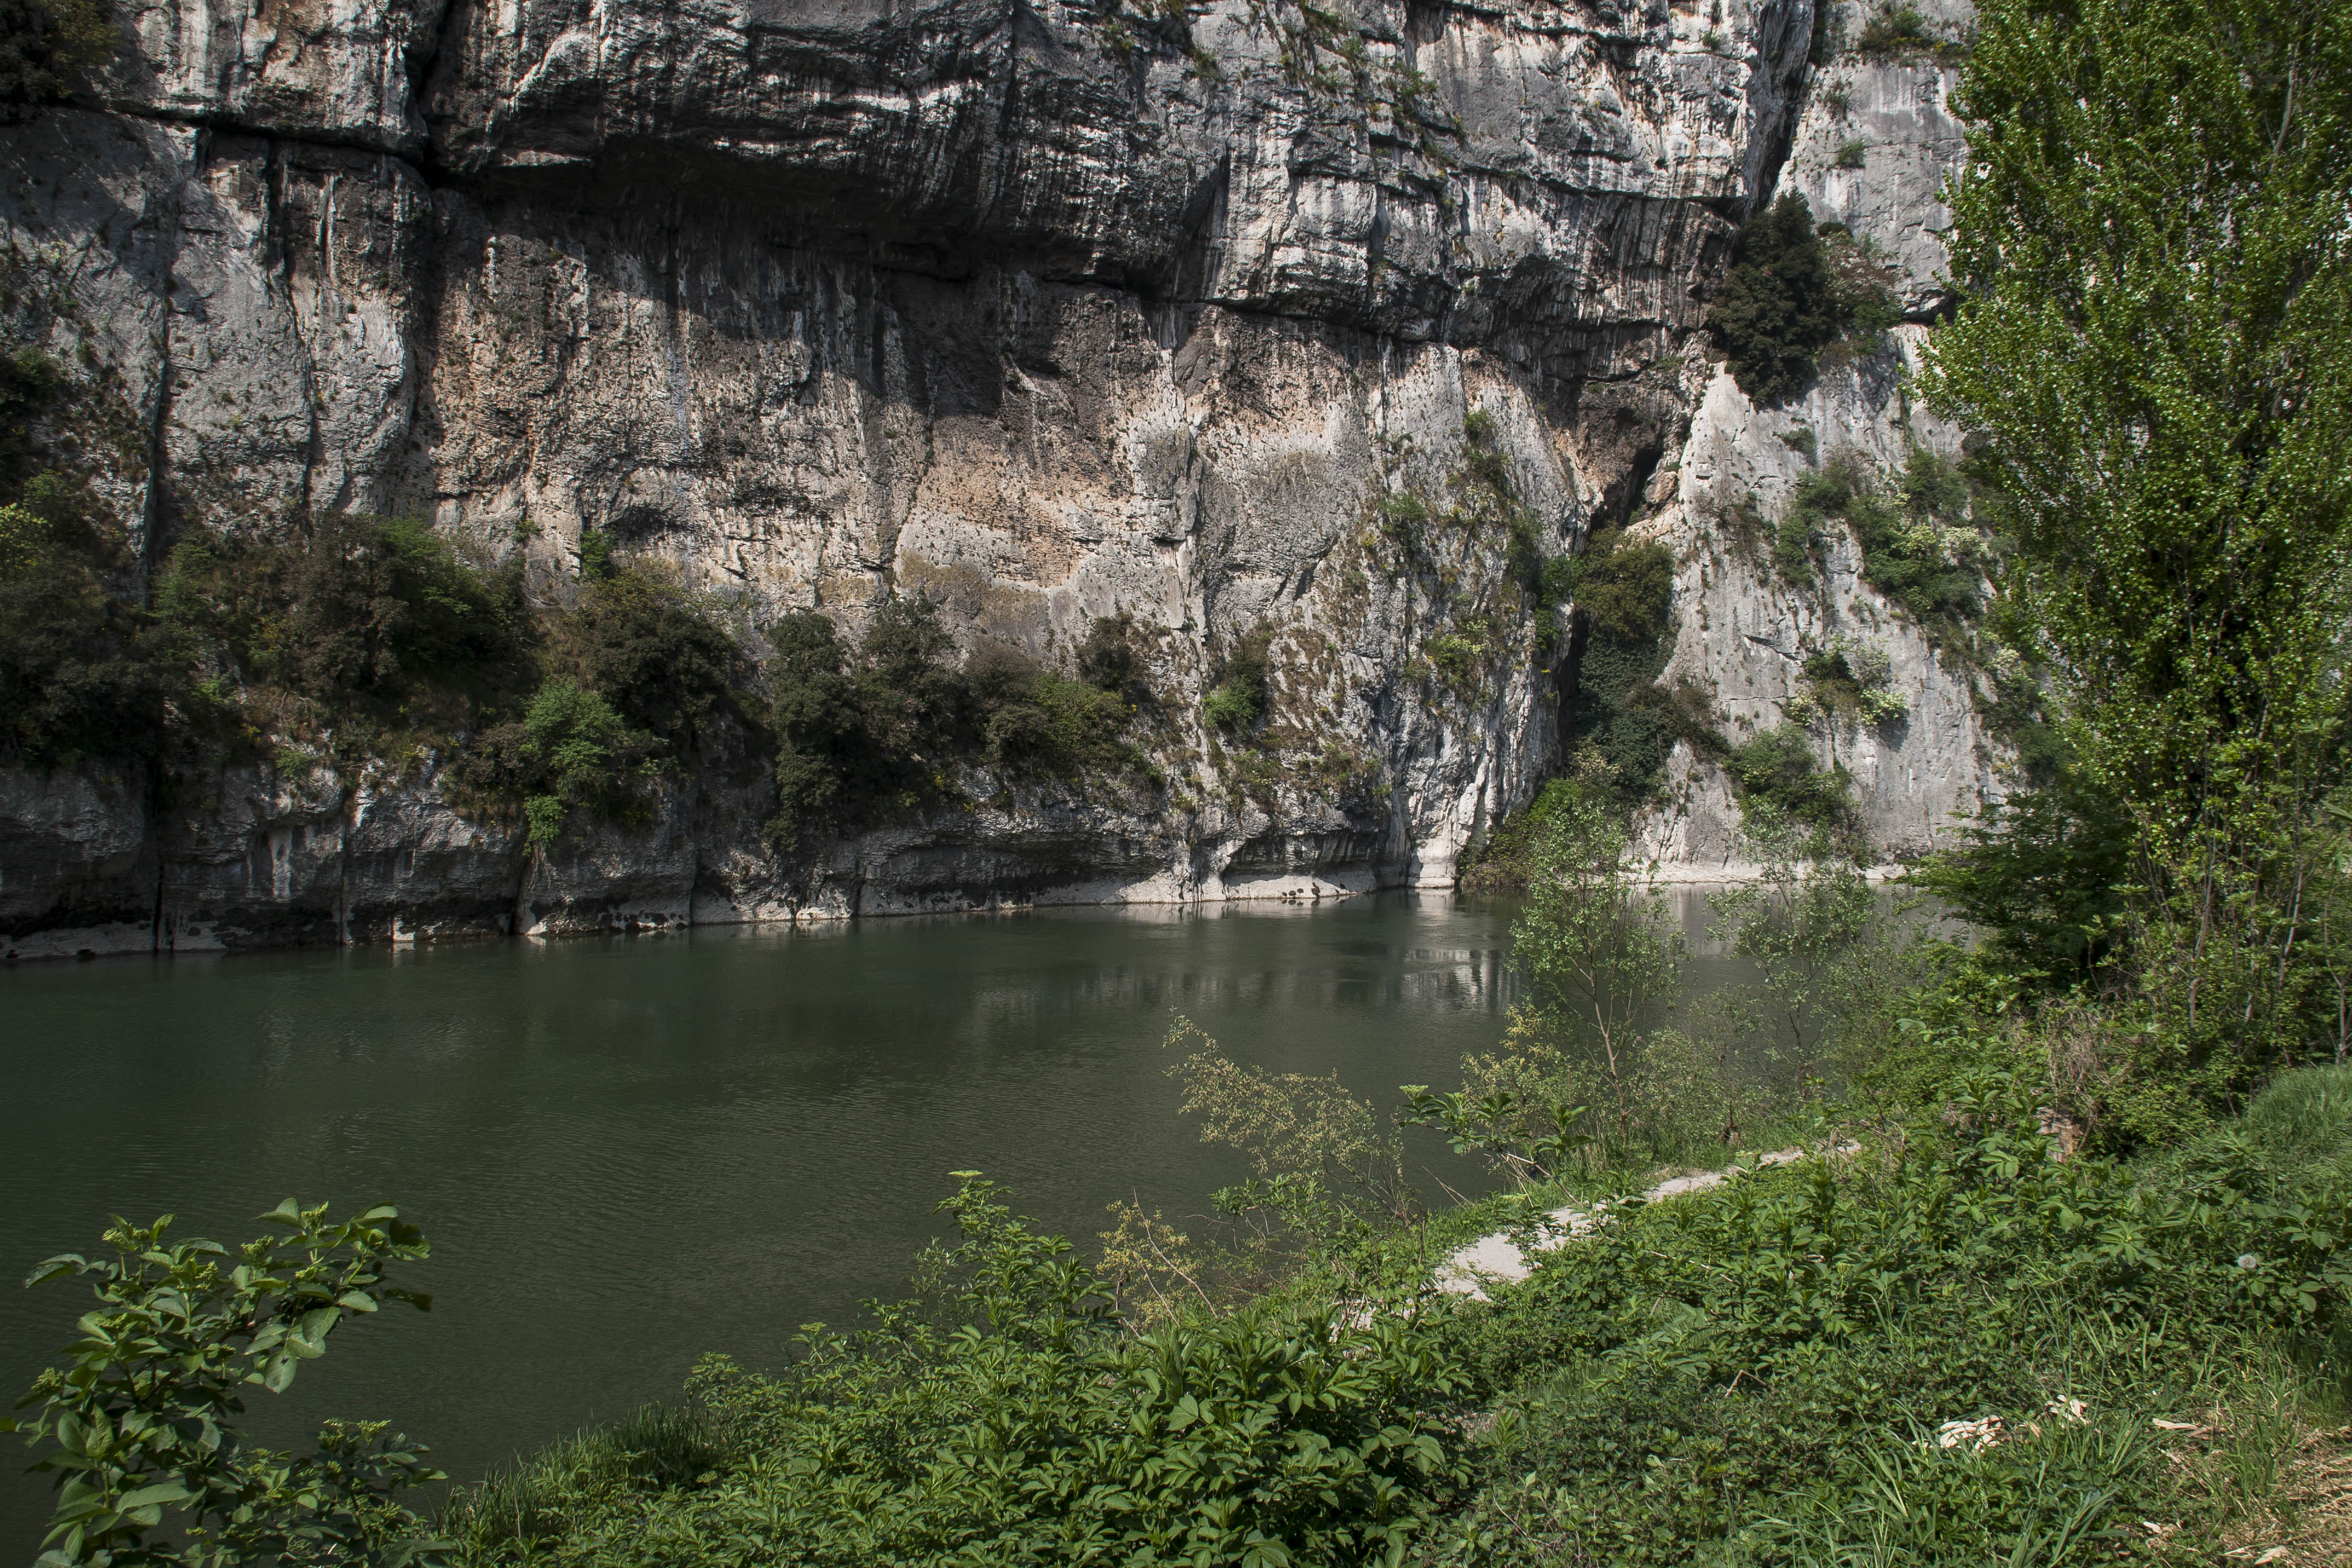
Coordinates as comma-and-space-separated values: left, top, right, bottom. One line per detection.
1926, 0, 2352, 1123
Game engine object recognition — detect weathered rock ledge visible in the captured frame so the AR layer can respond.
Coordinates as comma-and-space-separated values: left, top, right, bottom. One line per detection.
1, 0, 2001, 957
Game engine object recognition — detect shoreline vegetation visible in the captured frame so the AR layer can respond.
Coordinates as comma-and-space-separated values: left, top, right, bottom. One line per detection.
14, 798, 2352, 1567
9, 0, 2352, 1564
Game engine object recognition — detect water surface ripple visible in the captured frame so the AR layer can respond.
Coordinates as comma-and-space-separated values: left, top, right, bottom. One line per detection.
1, 893, 1560, 1550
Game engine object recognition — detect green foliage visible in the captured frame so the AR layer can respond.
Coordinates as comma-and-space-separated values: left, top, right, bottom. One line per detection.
1772, 456, 1986, 630
0, 344, 65, 477
1852, 1, 1961, 60
1923, 0, 2352, 1116
0, 0, 112, 110
1708, 835, 1884, 1099
1909, 776, 2133, 982
1074, 612, 1152, 705
1929, 0, 2352, 891
1706, 194, 1845, 407
1786, 635, 1909, 730
0, 478, 177, 767
1553, 528, 1714, 809
1707, 197, 1910, 406
1203, 627, 1272, 733
1414, 781, 1760, 1172
1374, 491, 1431, 560
1566, 529, 1671, 646
1724, 725, 1854, 837
514, 680, 651, 849
763, 595, 1142, 849
447, 1175, 1471, 1568
439, 1405, 722, 1563
272, 516, 524, 706
6, 1201, 442, 1568
154, 514, 534, 762
1422, 1065, 2352, 1566
566, 565, 740, 747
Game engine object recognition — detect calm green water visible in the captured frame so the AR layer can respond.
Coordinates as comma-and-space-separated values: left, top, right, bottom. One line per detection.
0, 889, 1764, 1553
0, 892, 1595, 1552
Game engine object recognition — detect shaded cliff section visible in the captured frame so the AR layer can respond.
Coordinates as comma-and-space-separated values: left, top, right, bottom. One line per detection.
0, 0, 1823, 956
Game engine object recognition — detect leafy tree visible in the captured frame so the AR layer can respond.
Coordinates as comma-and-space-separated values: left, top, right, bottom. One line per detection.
1924, 0, 2352, 1128
517, 679, 650, 849
1512, 788, 1684, 1106
0, 0, 113, 109
1706, 194, 1845, 406
763, 596, 1141, 850
569, 564, 740, 747
5, 1202, 442, 1568
1075, 612, 1153, 705
1709, 825, 1882, 1101
278, 517, 521, 704
0, 478, 175, 766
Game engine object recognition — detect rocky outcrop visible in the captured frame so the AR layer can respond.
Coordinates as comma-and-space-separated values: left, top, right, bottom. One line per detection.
1628, 1, 1999, 878
0, 0, 2005, 954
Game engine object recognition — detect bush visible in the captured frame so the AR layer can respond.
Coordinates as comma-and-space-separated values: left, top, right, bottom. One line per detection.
1724, 724, 1853, 834
567, 563, 741, 746
445, 1176, 1472, 1568
1074, 611, 1152, 705
1773, 455, 1984, 627
275, 514, 524, 704
763, 596, 1143, 849
7, 1201, 442, 1568
1854, 1, 1950, 59
1706, 194, 1846, 406
1203, 627, 1272, 733
1551, 529, 1713, 808
518, 679, 652, 848
0, 480, 176, 767
0, 0, 112, 112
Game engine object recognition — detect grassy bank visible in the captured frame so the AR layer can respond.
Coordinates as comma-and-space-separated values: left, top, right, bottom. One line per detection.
413, 1052, 2352, 1567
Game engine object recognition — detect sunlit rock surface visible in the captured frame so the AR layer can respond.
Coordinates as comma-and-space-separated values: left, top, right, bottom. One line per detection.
0, 0, 2002, 952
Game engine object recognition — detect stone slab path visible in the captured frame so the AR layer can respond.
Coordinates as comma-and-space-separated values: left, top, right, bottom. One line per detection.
1436, 1143, 1849, 1301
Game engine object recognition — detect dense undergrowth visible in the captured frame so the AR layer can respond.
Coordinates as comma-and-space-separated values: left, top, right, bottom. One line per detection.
0, 366, 1155, 849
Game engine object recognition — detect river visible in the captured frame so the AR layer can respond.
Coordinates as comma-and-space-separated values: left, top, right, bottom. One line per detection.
0, 889, 1760, 1553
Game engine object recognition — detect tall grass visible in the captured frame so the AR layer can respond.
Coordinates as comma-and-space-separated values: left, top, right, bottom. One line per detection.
440, 1403, 727, 1559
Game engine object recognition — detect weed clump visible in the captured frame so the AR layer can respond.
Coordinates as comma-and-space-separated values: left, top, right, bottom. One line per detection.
1202, 626, 1273, 733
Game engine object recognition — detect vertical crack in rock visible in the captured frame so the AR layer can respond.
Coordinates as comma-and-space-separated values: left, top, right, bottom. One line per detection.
0, 0, 2010, 955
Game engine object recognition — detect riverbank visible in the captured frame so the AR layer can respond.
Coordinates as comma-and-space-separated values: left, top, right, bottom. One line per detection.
419, 1064, 2352, 1567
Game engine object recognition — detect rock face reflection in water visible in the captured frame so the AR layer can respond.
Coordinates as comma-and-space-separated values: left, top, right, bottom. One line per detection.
0, 895, 1527, 1550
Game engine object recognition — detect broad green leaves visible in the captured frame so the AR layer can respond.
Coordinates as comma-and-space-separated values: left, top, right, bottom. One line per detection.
8, 1202, 442, 1568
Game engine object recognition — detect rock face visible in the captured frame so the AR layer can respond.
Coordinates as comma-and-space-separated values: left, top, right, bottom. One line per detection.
0, 0, 2002, 956
1627, 0, 1997, 877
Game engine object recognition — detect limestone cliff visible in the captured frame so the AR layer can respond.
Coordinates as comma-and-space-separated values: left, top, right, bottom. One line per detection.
0, 0, 2000, 956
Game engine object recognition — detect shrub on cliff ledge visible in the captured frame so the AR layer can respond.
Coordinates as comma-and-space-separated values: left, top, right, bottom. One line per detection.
764, 596, 1141, 849
1706, 194, 1845, 406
